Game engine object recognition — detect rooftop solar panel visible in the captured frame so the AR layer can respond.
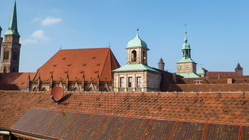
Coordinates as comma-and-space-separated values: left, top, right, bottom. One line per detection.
75, 114, 109, 140
59, 113, 91, 140
204, 123, 240, 140
44, 111, 75, 138
95, 116, 128, 140
143, 119, 176, 140
21, 109, 50, 133
118, 117, 150, 140
32, 110, 61, 135
12, 108, 39, 130
172, 121, 205, 140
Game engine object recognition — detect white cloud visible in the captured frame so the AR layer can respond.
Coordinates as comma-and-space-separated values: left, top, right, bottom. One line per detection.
21, 39, 37, 44
33, 17, 42, 22
41, 17, 62, 26
31, 30, 50, 41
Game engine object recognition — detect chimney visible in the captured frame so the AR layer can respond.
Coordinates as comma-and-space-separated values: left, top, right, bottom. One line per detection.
218, 74, 221, 79
227, 77, 233, 84
158, 58, 165, 71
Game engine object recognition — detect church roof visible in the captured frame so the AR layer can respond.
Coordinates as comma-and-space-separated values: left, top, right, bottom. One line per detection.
33, 48, 120, 82
236, 63, 243, 70
1, 91, 249, 139
113, 63, 159, 73
126, 33, 148, 49
5, 1, 20, 37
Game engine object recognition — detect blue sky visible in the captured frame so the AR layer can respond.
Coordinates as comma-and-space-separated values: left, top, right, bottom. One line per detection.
0, 0, 249, 74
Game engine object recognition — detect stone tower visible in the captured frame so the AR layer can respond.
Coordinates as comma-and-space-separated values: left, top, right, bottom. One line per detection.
158, 58, 165, 70
176, 32, 199, 78
1, 1, 21, 73
125, 30, 149, 65
235, 63, 243, 76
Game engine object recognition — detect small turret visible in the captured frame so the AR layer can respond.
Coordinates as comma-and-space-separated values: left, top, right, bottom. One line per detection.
158, 58, 165, 70
235, 63, 243, 76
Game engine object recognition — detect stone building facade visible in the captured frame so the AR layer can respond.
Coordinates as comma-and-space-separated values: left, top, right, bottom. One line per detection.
113, 32, 161, 92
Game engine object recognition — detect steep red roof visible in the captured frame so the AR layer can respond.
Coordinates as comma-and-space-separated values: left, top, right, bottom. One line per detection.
0, 73, 35, 89
236, 63, 243, 70
206, 72, 237, 77
33, 48, 120, 82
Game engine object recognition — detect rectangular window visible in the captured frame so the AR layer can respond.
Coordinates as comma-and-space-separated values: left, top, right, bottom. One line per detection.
120, 77, 124, 87
180, 65, 183, 70
137, 77, 141, 87
186, 65, 189, 70
128, 77, 132, 87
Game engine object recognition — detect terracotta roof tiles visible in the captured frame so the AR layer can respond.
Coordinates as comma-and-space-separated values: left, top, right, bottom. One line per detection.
33, 48, 120, 82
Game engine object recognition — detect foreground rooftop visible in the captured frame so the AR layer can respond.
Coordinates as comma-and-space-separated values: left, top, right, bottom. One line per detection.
1, 91, 249, 139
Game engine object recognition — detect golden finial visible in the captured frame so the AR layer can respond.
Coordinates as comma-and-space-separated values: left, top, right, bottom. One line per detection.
185, 31, 187, 34
137, 28, 139, 31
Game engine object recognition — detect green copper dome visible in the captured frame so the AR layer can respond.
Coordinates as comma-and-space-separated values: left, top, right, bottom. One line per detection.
182, 34, 190, 49
126, 34, 147, 48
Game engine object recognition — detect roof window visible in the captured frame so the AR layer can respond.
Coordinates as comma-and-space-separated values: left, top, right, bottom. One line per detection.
67, 64, 71, 67
53, 64, 57, 67
97, 63, 101, 66
92, 56, 96, 59
64, 70, 68, 73
62, 57, 66, 60
82, 63, 87, 66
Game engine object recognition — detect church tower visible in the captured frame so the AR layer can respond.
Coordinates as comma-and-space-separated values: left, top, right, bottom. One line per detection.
1, 1, 21, 73
125, 29, 149, 65
176, 32, 199, 78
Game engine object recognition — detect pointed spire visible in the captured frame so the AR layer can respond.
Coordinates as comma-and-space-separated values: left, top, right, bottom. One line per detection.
5, 1, 20, 37
184, 32, 188, 43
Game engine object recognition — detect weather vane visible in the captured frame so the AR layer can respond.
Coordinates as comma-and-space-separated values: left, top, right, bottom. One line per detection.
137, 28, 139, 31
185, 24, 187, 34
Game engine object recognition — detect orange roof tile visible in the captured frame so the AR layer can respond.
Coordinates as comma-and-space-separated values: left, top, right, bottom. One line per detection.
1, 91, 249, 139
33, 48, 120, 82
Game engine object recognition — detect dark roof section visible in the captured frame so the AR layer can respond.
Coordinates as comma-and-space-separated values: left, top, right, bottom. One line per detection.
236, 63, 243, 70
0, 73, 35, 89
33, 48, 120, 82
11, 108, 245, 140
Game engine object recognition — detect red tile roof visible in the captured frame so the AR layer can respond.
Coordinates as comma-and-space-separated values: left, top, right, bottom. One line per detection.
0, 73, 35, 89
33, 48, 120, 82
167, 83, 249, 92
206, 72, 237, 77
1, 91, 249, 139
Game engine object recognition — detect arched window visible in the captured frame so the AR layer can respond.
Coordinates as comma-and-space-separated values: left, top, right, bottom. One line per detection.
3, 67, 7, 73
131, 50, 136, 62
4, 51, 9, 60
143, 51, 145, 63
